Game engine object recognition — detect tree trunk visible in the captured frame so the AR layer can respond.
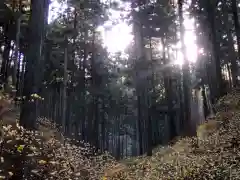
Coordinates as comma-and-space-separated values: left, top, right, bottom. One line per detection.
231, 0, 240, 60
147, 37, 155, 156
12, 15, 21, 86
227, 32, 238, 87
223, 3, 238, 87
101, 103, 106, 151
206, 1, 224, 98
146, 95, 152, 156
132, 9, 145, 155
178, 0, 192, 136
90, 30, 99, 149
1, 0, 15, 85
80, 28, 87, 141
20, 0, 46, 129
1, 37, 11, 84
162, 38, 177, 140
62, 40, 68, 134
136, 94, 143, 155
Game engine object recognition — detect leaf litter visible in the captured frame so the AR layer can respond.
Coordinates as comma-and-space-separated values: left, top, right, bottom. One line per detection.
105, 88, 240, 179
0, 114, 117, 180
1, 89, 240, 179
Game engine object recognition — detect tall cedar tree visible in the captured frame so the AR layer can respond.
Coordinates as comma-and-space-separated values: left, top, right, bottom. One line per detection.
20, 0, 49, 129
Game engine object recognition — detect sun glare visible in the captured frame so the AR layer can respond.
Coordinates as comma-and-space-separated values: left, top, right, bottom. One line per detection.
100, 23, 132, 53
49, 0, 198, 66
48, 0, 67, 23
99, 1, 133, 53
174, 17, 198, 66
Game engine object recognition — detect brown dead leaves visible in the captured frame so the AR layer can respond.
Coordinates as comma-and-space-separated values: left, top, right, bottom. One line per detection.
0, 117, 116, 180
1, 90, 240, 179
107, 89, 240, 180
103, 163, 128, 178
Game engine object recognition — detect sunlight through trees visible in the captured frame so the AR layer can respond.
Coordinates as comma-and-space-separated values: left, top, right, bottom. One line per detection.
0, 0, 240, 178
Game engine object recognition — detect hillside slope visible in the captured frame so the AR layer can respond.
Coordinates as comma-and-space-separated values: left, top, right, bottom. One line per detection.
0, 93, 117, 180
105, 89, 240, 180
1, 90, 240, 179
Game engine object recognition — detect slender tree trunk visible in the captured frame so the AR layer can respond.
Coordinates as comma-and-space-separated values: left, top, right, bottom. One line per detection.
15, 2, 24, 97
116, 119, 121, 160
101, 104, 106, 151
206, 1, 224, 98
161, 38, 177, 140
132, 9, 145, 155
39, 0, 49, 95
12, 15, 21, 86
146, 94, 152, 156
201, 85, 209, 119
62, 39, 68, 133
19, 55, 26, 98
1, 1, 15, 85
90, 30, 99, 149
136, 94, 143, 155
178, 0, 192, 135
228, 37, 238, 87
223, 3, 238, 87
80, 28, 87, 141
147, 37, 155, 156
227, 63, 233, 88
232, 0, 240, 60
1, 37, 11, 84
145, 70, 152, 156
178, 77, 184, 131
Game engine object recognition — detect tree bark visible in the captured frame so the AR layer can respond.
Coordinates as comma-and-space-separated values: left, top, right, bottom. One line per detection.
231, 0, 240, 60
206, 1, 224, 98
132, 9, 146, 155
223, 2, 238, 87
162, 38, 177, 140
20, 0, 46, 129
178, 0, 192, 136
1, 32, 11, 85
62, 39, 68, 133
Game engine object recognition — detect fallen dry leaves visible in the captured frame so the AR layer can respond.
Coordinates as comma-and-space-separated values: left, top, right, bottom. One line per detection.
1, 89, 240, 179
0, 122, 119, 179
0, 114, 117, 179
105, 89, 240, 180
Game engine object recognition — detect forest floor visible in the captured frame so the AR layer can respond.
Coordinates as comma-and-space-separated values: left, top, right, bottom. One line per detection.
104, 89, 240, 179
0, 90, 240, 179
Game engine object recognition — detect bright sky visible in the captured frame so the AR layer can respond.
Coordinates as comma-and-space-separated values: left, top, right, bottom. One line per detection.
48, 0, 67, 23
97, 1, 133, 53
48, 0, 198, 66
177, 18, 198, 65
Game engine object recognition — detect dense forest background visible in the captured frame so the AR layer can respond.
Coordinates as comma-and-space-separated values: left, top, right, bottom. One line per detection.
0, 0, 239, 160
